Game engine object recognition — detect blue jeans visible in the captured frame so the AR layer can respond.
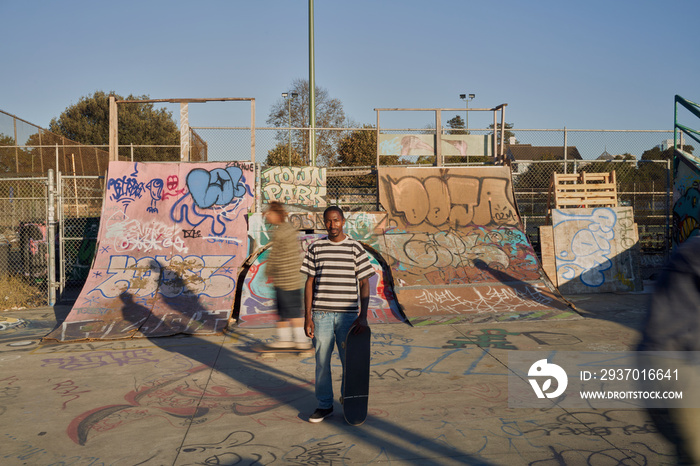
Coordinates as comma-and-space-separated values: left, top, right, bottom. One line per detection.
312, 311, 358, 409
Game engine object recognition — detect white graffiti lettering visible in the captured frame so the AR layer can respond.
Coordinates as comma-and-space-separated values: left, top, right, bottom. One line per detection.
91, 255, 235, 298
105, 214, 188, 254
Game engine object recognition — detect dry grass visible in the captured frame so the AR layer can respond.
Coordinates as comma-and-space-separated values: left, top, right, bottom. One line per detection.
0, 275, 44, 310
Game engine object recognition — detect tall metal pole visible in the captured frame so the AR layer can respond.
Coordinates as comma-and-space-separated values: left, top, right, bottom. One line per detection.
47, 169, 56, 305
460, 93, 474, 163
287, 96, 292, 165
465, 99, 469, 134
308, 0, 316, 166
465, 99, 469, 164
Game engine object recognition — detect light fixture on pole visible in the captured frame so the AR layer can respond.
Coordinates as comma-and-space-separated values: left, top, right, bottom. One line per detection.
459, 93, 475, 134
282, 92, 298, 165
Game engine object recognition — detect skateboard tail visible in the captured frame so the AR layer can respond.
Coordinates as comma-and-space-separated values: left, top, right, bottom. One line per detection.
342, 327, 371, 426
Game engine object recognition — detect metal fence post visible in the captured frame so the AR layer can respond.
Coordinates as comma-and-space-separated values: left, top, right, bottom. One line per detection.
563, 127, 568, 174
255, 163, 262, 214
47, 169, 57, 305
666, 158, 671, 257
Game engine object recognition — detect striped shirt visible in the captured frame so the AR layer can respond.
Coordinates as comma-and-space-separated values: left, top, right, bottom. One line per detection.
300, 236, 375, 312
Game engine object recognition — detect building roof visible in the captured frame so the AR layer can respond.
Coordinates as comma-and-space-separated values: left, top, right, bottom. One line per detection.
506, 144, 583, 161
597, 149, 614, 161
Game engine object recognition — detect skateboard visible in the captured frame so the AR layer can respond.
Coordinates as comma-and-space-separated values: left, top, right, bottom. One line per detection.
251, 343, 314, 356
342, 325, 371, 425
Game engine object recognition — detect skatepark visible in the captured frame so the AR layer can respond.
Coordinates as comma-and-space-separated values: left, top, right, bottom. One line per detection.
0, 160, 685, 464
2, 95, 700, 464
43, 161, 580, 342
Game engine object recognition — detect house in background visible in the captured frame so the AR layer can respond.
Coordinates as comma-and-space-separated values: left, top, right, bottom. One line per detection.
591, 148, 636, 167
506, 144, 583, 178
596, 149, 614, 161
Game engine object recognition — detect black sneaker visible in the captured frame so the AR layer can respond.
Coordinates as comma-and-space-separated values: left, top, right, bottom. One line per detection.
309, 407, 333, 423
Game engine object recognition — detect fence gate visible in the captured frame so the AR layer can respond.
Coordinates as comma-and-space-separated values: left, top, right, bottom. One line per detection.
57, 172, 104, 303
0, 173, 51, 307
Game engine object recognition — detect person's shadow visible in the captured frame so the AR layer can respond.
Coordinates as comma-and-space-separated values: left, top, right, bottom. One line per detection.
71, 274, 492, 465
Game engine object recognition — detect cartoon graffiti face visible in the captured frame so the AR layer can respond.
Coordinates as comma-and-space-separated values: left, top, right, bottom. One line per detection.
673, 184, 700, 244
145, 178, 164, 201
166, 175, 179, 191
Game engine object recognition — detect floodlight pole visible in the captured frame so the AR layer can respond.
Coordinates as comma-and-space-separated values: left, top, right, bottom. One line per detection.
309, 0, 316, 166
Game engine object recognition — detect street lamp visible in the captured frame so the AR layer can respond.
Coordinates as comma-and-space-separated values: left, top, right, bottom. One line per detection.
282, 92, 298, 165
459, 93, 475, 134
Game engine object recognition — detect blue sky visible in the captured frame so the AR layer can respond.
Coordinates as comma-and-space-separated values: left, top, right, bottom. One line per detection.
2, 0, 698, 135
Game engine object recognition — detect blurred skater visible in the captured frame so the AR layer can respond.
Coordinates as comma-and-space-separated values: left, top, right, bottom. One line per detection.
263, 202, 311, 349
639, 235, 700, 464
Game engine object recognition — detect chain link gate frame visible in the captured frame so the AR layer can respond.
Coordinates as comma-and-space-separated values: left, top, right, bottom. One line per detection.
56, 172, 105, 303
0, 172, 53, 307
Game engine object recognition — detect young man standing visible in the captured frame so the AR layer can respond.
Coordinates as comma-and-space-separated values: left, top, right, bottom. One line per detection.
301, 205, 375, 423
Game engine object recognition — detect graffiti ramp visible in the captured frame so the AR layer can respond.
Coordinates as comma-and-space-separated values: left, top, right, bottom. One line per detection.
236, 221, 407, 327
44, 161, 254, 342
374, 166, 579, 325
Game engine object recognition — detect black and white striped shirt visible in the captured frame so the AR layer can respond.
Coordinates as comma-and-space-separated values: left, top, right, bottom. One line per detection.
300, 236, 375, 312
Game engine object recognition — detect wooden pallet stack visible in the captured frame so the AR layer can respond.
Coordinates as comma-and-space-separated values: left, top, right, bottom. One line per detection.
546, 171, 617, 220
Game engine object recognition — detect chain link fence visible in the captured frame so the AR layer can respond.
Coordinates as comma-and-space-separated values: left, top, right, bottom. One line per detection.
512, 159, 671, 255
1, 110, 110, 176
0, 118, 679, 305
57, 174, 104, 302
0, 175, 51, 309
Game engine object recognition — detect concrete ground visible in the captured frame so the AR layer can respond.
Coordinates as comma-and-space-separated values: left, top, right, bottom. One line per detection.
0, 288, 678, 465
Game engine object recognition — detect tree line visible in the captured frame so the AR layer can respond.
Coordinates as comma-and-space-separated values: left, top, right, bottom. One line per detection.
6, 83, 688, 176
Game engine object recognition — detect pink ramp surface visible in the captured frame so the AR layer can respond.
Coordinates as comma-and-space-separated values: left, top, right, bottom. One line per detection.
377, 166, 577, 323
45, 161, 253, 342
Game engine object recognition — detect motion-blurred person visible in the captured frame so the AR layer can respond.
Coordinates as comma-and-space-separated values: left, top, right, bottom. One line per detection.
639, 235, 700, 464
264, 202, 311, 350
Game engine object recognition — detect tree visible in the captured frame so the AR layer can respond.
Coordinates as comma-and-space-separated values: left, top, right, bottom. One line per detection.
267, 79, 348, 167
641, 144, 694, 161
265, 142, 305, 166
0, 133, 16, 173
514, 153, 564, 190
489, 122, 518, 145
49, 91, 180, 162
579, 154, 638, 190
337, 125, 401, 167
446, 116, 466, 135
0, 133, 41, 175
633, 144, 694, 191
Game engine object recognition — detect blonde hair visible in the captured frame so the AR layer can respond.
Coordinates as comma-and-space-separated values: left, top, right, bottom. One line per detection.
265, 201, 287, 220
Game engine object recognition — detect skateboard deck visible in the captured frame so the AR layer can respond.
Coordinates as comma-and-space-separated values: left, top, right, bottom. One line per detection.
342, 326, 371, 425
251, 343, 314, 355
